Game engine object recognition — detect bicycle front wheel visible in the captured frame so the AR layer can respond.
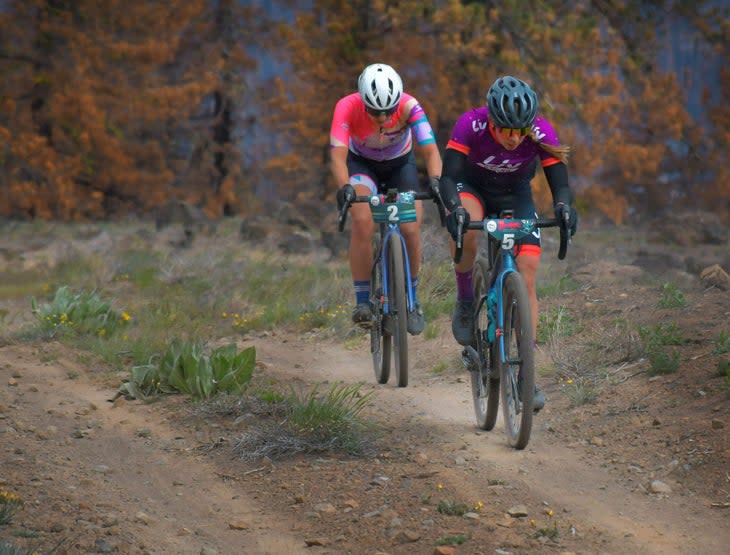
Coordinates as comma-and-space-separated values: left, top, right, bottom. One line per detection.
387, 234, 409, 387
500, 272, 534, 449
371, 240, 391, 384
472, 256, 499, 430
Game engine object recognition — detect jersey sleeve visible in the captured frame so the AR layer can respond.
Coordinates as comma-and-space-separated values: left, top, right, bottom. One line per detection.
445, 111, 474, 156
329, 95, 355, 149
533, 117, 562, 167
403, 96, 436, 146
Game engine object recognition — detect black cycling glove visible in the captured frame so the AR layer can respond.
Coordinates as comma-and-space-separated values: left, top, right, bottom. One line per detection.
428, 176, 441, 195
554, 203, 578, 237
336, 184, 356, 210
446, 207, 470, 242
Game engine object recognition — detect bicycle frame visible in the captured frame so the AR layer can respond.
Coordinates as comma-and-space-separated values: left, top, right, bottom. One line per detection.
459, 212, 568, 447
378, 222, 416, 315
339, 184, 445, 387
481, 242, 520, 367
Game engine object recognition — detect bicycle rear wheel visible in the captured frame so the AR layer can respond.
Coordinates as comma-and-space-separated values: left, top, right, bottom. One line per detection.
500, 272, 534, 449
387, 234, 409, 387
471, 256, 499, 430
371, 239, 391, 384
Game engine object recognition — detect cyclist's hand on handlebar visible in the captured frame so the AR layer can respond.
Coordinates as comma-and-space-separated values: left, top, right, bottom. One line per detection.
336, 184, 356, 210
554, 202, 578, 237
446, 206, 470, 242
428, 176, 441, 195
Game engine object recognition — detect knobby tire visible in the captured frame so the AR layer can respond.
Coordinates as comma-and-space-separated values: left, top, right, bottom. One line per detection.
371, 237, 390, 384
500, 272, 534, 449
471, 256, 499, 430
387, 234, 409, 387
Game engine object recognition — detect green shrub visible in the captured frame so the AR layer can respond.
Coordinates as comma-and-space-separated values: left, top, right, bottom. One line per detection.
639, 322, 685, 347
0, 487, 23, 525
658, 283, 687, 308
119, 339, 255, 400
286, 382, 373, 453
0, 542, 38, 555
434, 534, 466, 546
647, 348, 680, 376
563, 376, 598, 406
713, 331, 730, 355
538, 305, 576, 344
538, 273, 579, 297
436, 500, 468, 516
31, 286, 128, 339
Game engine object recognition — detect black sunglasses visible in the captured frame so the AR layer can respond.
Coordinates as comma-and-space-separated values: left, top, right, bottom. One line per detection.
365, 105, 397, 117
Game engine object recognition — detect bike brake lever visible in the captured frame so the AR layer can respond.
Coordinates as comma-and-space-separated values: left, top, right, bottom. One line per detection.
454, 216, 464, 264
337, 196, 354, 232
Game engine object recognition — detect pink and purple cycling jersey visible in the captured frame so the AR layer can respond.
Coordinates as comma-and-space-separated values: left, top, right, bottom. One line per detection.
329, 92, 436, 161
447, 106, 562, 189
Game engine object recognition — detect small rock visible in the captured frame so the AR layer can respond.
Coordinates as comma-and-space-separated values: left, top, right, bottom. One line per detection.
94, 539, 114, 554
711, 419, 724, 430
433, 547, 456, 555
228, 519, 249, 530
304, 538, 328, 546
700, 264, 730, 290
200, 547, 218, 555
392, 529, 420, 543
313, 502, 336, 514
134, 511, 156, 525
496, 517, 515, 528
507, 505, 528, 517
649, 480, 672, 494
464, 511, 480, 519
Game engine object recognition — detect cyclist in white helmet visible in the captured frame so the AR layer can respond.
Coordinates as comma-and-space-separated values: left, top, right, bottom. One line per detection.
329, 63, 442, 335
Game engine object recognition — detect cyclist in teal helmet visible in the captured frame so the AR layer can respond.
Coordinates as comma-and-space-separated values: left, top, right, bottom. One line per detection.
440, 75, 578, 412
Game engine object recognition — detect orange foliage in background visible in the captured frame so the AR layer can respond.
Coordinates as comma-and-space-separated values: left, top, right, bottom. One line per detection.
0, 0, 255, 221
1, 0, 728, 224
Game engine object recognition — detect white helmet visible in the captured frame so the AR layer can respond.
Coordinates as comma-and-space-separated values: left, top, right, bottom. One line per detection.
358, 63, 403, 111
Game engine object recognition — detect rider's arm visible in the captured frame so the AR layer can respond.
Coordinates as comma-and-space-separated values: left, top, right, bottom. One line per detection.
406, 98, 442, 179
330, 145, 350, 190
439, 148, 468, 212
543, 161, 573, 206
417, 142, 442, 179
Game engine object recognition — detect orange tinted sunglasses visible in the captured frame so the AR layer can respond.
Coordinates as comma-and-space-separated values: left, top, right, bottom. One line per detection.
497, 126, 531, 136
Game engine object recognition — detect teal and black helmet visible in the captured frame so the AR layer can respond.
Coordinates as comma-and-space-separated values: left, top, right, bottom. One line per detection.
486, 76, 538, 129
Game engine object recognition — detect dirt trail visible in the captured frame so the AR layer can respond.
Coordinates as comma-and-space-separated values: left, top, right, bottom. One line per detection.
1, 344, 314, 555
2, 324, 728, 554
252, 332, 730, 555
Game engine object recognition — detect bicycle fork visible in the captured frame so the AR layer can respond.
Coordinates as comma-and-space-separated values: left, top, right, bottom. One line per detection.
380, 226, 416, 315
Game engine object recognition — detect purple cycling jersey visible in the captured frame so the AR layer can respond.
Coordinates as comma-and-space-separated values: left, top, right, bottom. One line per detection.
446, 106, 562, 190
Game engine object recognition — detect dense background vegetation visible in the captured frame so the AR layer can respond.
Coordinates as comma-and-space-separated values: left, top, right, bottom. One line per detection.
1, 0, 727, 223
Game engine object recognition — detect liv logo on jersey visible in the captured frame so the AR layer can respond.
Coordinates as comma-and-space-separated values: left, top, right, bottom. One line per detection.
477, 155, 522, 173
